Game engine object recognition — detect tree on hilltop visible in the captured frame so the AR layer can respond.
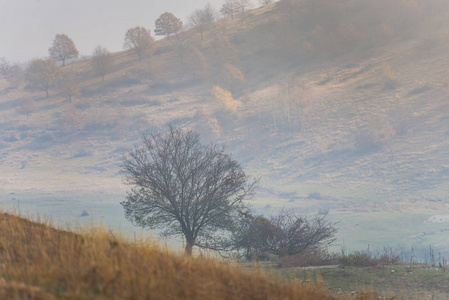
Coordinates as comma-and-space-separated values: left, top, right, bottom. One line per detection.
188, 3, 217, 40
121, 124, 257, 255
123, 26, 155, 61
220, 0, 237, 19
235, 0, 253, 22
154, 12, 183, 40
49, 34, 79, 66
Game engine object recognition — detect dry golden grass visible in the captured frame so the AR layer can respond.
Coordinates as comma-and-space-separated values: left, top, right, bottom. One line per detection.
0, 212, 382, 300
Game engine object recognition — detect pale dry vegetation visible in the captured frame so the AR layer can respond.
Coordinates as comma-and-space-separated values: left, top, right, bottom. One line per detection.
0, 211, 381, 299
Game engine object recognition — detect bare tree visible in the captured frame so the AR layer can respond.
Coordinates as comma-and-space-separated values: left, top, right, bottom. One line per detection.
233, 209, 337, 259
49, 34, 79, 66
188, 3, 217, 40
26, 59, 62, 97
154, 12, 183, 40
121, 124, 257, 255
270, 210, 337, 256
91, 45, 114, 81
235, 0, 253, 22
123, 26, 155, 61
220, 0, 237, 19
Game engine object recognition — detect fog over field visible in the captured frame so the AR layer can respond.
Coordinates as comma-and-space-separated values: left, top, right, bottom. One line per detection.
2, 0, 449, 263
0, 0, 226, 62
4, 1, 449, 297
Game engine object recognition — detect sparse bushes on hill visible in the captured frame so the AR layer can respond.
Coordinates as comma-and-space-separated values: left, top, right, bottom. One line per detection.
91, 45, 114, 82
232, 209, 337, 260
58, 70, 80, 103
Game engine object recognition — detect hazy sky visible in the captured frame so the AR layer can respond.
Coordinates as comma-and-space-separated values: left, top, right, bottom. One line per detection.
0, 0, 225, 63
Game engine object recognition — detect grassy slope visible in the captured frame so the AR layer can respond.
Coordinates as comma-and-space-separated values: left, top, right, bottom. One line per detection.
0, 211, 379, 300
1, 2, 449, 250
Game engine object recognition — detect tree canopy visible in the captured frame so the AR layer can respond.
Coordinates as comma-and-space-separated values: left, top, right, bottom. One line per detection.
121, 124, 257, 255
26, 59, 62, 97
123, 26, 155, 61
48, 34, 79, 66
220, 0, 237, 19
154, 12, 183, 39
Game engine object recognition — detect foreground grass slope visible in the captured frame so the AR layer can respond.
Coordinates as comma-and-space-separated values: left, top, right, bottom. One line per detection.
0, 212, 381, 300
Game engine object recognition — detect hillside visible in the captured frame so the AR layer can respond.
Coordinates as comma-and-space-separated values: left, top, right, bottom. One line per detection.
0, 211, 380, 299
1, 0, 449, 252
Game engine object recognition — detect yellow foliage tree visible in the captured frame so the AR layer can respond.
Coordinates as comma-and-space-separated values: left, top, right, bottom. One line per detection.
26, 59, 62, 97
211, 86, 237, 113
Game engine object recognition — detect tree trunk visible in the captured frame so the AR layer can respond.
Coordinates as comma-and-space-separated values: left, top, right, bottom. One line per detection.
185, 242, 194, 256
45, 89, 49, 98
